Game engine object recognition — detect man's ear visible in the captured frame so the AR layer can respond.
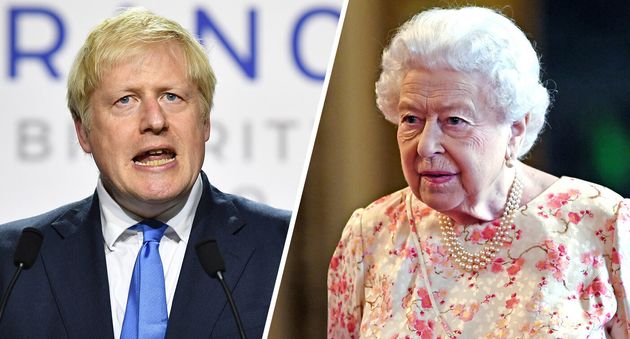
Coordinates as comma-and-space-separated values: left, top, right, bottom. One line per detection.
74, 120, 92, 153
203, 117, 211, 142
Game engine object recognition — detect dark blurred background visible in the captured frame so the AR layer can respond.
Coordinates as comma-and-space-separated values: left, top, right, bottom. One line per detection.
269, 0, 630, 337
544, 0, 630, 191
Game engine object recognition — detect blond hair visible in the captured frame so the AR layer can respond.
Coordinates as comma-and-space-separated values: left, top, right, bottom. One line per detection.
67, 7, 216, 128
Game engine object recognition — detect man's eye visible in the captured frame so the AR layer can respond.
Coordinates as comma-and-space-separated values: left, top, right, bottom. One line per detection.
165, 93, 180, 101
117, 96, 131, 105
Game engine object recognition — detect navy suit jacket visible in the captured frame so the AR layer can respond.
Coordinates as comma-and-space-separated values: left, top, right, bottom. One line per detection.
0, 173, 290, 338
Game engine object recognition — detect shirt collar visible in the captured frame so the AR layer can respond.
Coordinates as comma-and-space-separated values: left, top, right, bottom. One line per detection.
99, 174, 204, 250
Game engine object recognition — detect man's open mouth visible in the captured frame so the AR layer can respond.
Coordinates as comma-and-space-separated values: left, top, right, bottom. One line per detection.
133, 149, 176, 167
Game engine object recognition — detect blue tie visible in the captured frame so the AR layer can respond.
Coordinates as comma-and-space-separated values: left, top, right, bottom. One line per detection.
120, 220, 169, 339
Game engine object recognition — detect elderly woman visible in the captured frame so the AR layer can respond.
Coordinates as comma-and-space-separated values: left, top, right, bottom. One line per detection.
327, 6, 629, 338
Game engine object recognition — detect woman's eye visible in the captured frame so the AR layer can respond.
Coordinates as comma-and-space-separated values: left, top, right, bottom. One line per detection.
401, 115, 421, 124
446, 117, 465, 125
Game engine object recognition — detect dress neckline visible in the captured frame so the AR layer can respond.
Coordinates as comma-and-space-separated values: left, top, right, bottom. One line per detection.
405, 176, 570, 227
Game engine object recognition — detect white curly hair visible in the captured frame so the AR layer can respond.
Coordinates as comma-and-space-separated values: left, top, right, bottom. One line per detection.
375, 7, 550, 157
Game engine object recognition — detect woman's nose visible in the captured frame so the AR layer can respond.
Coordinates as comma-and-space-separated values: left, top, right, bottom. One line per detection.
416, 120, 444, 158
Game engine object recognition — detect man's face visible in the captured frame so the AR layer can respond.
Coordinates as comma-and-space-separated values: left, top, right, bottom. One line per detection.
75, 42, 210, 217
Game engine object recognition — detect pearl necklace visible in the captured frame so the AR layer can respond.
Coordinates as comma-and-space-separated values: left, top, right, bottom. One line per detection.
439, 175, 523, 273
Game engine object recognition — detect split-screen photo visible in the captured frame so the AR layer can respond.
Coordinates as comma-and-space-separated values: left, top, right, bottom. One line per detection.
1, 0, 629, 338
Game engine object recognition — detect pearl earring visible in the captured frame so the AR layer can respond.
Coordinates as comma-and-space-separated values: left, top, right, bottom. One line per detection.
505, 151, 514, 168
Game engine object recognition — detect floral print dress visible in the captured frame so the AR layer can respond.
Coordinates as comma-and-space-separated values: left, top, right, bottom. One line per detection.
328, 177, 630, 338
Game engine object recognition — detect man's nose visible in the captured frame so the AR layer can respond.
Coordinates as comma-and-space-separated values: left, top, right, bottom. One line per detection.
139, 98, 168, 134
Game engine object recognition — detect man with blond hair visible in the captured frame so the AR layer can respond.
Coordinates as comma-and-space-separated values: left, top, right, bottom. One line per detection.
0, 8, 289, 339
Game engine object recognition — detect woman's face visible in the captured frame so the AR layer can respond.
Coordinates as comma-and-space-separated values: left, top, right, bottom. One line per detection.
397, 68, 514, 217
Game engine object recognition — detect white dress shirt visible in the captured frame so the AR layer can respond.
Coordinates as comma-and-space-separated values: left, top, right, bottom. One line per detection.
97, 175, 203, 339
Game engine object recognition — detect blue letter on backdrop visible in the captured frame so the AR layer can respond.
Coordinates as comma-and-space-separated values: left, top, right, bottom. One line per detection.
196, 8, 257, 79
292, 7, 339, 81
9, 7, 65, 79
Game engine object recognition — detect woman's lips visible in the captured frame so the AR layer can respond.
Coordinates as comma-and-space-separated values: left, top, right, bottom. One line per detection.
420, 171, 456, 184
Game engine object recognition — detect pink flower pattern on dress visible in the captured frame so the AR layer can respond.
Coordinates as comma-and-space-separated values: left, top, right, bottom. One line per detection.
328, 177, 630, 338
534, 240, 571, 282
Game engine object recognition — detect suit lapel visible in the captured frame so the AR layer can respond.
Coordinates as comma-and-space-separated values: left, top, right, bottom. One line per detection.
41, 194, 114, 338
166, 175, 255, 338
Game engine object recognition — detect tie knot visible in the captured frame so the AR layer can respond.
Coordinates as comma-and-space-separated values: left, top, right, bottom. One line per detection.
133, 220, 167, 243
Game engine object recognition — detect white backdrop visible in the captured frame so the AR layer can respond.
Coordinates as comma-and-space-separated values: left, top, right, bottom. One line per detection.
0, 1, 341, 223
